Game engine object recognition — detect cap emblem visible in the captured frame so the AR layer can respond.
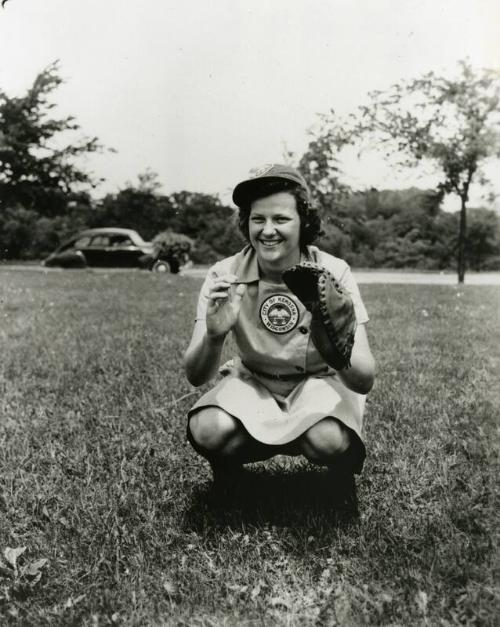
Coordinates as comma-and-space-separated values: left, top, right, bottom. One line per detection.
251, 163, 275, 178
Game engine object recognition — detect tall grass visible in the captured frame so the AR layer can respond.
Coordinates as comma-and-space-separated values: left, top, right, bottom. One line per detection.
0, 269, 498, 625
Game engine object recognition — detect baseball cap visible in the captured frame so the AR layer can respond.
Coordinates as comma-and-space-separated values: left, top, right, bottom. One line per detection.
232, 163, 310, 207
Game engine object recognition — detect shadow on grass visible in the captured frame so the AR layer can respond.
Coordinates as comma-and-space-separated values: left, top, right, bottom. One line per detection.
182, 464, 359, 535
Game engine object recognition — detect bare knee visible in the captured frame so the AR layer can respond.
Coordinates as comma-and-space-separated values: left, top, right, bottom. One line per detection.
300, 418, 351, 465
188, 408, 243, 455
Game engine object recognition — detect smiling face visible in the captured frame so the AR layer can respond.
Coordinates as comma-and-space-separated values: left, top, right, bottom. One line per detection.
248, 191, 302, 277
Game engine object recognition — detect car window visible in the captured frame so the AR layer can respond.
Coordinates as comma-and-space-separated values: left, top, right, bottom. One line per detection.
89, 235, 111, 247
60, 236, 91, 251
74, 236, 92, 248
110, 236, 133, 247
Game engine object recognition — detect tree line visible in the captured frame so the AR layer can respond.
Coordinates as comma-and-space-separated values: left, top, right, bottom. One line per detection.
1, 62, 499, 275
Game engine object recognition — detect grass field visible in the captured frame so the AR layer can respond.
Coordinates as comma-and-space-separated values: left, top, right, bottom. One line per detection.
0, 269, 498, 626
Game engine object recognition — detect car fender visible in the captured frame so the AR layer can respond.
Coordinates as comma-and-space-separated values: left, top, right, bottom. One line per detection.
44, 250, 87, 268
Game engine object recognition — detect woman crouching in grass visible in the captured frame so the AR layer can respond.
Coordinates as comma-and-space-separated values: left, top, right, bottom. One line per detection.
183, 164, 376, 499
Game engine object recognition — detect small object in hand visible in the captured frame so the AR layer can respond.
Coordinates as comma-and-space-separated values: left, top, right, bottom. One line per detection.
282, 262, 357, 370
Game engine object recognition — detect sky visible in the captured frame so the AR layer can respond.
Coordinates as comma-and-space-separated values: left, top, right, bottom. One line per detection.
0, 0, 499, 210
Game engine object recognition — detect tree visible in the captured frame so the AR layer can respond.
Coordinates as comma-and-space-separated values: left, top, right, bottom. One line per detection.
305, 61, 500, 281
296, 127, 353, 234
95, 172, 173, 241
311, 186, 449, 269
465, 208, 500, 271
355, 61, 500, 282
167, 191, 244, 262
0, 61, 104, 217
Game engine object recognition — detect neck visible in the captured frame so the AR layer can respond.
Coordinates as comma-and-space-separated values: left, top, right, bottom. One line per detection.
258, 251, 302, 283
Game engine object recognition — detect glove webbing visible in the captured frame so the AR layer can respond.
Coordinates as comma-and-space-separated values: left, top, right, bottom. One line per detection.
316, 272, 356, 367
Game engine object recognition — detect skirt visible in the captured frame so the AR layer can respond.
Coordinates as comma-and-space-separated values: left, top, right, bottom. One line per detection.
188, 358, 367, 473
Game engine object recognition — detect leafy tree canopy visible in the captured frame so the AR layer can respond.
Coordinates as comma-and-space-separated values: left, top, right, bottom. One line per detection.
95, 172, 173, 242
302, 60, 500, 281
90, 184, 244, 264
0, 61, 104, 217
357, 60, 500, 200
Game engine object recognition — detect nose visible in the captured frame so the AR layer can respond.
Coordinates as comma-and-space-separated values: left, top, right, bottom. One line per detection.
262, 219, 276, 235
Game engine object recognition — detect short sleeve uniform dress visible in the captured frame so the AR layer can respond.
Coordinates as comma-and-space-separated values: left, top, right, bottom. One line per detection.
188, 244, 370, 473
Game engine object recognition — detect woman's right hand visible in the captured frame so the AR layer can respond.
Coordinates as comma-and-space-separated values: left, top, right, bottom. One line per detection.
206, 274, 246, 340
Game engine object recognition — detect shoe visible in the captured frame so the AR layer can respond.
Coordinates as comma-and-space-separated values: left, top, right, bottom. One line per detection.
209, 461, 244, 500
327, 466, 358, 510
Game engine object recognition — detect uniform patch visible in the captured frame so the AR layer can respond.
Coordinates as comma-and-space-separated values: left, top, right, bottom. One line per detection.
260, 294, 299, 334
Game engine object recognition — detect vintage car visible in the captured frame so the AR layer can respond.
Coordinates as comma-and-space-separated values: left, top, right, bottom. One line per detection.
42, 228, 166, 271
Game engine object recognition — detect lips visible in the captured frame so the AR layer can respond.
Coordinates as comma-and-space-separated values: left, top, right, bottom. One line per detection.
259, 239, 282, 247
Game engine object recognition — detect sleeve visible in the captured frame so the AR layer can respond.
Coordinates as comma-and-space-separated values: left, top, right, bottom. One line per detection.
338, 264, 369, 324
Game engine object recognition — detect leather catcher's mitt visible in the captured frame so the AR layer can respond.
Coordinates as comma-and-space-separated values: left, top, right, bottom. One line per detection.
282, 262, 357, 370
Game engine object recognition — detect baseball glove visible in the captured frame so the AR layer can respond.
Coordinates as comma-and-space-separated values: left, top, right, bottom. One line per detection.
282, 262, 357, 370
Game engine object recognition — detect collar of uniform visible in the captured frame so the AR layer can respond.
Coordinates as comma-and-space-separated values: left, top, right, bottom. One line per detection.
231, 245, 260, 283
233, 244, 320, 283
304, 245, 319, 262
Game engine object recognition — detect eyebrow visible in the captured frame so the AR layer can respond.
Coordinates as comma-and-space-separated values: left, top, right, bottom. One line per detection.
250, 212, 291, 218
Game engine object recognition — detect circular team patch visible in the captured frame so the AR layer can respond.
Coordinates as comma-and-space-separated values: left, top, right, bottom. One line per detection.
260, 294, 299, 334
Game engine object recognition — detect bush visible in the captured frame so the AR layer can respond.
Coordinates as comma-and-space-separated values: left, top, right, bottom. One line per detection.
480, 255, 500, 271
190, 239, 223, 265
0, 204, 92, 261
152, 230, 194, 273
0, 206, 38, 259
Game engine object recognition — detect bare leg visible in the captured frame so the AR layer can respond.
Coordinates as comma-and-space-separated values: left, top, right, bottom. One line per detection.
298, 417, 358, 505
188, 410, 358, 503
188, 407, 297, 466
298, 417, 351, 465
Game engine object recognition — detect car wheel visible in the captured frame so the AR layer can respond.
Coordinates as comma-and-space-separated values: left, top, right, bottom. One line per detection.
152, 260, 171, 273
